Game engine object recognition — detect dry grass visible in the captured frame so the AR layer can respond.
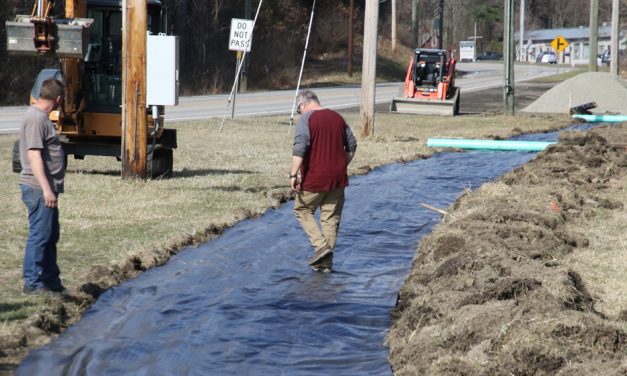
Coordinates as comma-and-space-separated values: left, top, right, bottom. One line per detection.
565, 173, 627, 318
388, 125, 627, 375
0, 112, 569, 358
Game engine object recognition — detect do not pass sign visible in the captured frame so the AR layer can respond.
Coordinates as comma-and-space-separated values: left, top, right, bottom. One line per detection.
229, 18, 253, 52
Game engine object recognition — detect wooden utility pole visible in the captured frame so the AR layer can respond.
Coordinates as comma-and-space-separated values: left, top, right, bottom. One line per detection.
122, 0, 148, 179
411, 0, 419, 47
360, 0, 378, 137
438, 0, 444, 49
503, 0, 515, 115
589, 0, 599, 72
348, 0, 354, 77
610, 0, 620, 75
391, 0, 397, 51
241, 0, 251, 91
519, 0, 525, 62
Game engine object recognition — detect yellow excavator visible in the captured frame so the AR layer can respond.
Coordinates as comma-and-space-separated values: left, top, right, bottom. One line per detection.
7, 0, 178, 178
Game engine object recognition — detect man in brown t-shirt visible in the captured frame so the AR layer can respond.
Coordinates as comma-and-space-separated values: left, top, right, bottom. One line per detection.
19, 78, 66, 294
290, 90, 357, 273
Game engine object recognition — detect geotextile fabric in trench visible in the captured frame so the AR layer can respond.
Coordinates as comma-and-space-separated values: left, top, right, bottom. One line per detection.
17, 132, 560, 376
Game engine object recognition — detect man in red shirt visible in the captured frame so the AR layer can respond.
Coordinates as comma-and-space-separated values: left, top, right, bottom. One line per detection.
290, 90, 357, 273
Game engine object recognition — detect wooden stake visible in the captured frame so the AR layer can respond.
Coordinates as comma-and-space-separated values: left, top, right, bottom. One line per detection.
419, 202, 449, 216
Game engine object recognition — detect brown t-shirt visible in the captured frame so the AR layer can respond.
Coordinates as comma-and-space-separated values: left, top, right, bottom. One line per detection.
19, 106, 65, 193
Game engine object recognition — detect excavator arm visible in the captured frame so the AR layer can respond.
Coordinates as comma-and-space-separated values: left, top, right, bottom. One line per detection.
30, 0, 56, 54
7, 0, 92, 131
59, 0, 88, 133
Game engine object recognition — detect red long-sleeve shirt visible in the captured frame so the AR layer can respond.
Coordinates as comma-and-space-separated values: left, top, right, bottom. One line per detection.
292, 109, 357, 192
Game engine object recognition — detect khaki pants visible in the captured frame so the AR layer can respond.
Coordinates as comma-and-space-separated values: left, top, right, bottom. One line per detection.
293, 187, 345, 253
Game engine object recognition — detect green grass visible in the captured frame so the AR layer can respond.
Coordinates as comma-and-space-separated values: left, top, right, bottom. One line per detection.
529, 67, 588, 83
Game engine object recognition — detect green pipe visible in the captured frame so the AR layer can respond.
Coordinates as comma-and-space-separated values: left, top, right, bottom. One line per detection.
572, 114, 627, 123
426, 138, 556, 151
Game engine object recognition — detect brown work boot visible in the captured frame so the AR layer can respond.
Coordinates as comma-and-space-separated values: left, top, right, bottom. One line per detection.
311, 253, 333, 273
311, 265, 332, 273
307, 246, 332, 266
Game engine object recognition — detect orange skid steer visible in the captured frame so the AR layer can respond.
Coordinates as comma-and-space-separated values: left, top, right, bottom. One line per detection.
390, 48, 460, 116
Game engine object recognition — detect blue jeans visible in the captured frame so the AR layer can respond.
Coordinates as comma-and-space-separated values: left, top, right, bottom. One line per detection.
20, 184, 62, 291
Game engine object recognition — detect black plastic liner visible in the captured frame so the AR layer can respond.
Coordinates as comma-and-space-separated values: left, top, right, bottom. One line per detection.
18, 131, 561, 376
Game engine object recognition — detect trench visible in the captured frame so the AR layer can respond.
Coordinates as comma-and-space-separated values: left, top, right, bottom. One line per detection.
17, 130, 570, 375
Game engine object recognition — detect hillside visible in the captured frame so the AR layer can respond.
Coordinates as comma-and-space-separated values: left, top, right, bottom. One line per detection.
1, 0, 622, 104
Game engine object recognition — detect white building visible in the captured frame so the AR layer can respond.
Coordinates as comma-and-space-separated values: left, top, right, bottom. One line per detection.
516, 24, 626, 64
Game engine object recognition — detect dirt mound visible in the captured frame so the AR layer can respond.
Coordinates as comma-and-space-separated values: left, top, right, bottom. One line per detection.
522, 72, 627, 114
389, 125, 627, 375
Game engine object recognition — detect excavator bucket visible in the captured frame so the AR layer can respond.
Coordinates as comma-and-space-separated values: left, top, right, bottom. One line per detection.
391, 87, 460, 116
6, 15, 93, 59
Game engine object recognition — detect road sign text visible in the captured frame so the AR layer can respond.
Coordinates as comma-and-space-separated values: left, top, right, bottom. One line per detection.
229, 18, 254, 52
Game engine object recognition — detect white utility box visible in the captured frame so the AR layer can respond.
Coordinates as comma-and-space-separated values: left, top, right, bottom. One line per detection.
147, 34, 179, 106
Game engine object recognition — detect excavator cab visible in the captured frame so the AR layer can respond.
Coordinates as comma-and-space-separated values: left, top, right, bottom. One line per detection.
83, 1, 162, 114
414, 49, 446, 86
417, 62, 439, 85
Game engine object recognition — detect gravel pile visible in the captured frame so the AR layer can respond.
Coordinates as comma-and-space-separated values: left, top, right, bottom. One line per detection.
522, 72, 627, 114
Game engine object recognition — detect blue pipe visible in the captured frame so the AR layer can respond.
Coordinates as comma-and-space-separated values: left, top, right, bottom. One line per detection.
426, 138, 556, 151
572, 114, 627, 123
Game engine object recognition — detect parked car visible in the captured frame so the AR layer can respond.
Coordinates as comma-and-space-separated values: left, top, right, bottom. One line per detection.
536, 51, 557, 64
600, 48, 623, 66
475, 51, 502, 61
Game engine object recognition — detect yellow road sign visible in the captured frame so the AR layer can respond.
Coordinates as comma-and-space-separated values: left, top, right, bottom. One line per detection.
551, 35, 569, 53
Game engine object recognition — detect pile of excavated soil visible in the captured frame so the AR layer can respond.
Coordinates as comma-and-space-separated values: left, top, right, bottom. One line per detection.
389, 125, 627, 375
522, 72, 627, 115
460, 81, 557, 114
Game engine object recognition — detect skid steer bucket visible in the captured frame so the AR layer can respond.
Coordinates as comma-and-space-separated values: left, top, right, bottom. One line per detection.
391, 87, 460, 116
6, 15, 93, 59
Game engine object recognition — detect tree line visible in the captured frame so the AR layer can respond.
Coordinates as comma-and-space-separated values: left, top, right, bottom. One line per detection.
0, 0, 621, 104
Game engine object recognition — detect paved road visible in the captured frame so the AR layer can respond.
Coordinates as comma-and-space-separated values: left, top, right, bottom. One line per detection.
0, 62, 564, 134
